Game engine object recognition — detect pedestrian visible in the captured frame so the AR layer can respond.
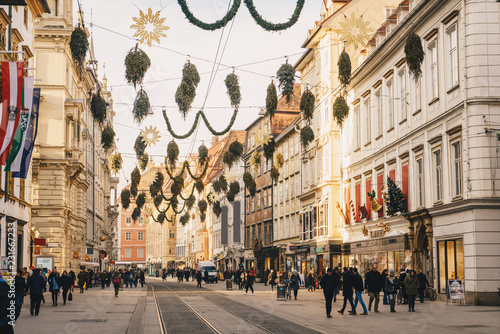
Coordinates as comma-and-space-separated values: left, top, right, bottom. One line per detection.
333, 268, 341, 302
365, 265, 382, 313
243, 270, 254, 295
14, 270, 26, 319
0, 271, 14, 334
264, 268, 270, 286
77, 270, 86, 293
48, 267, 60, 306
60, 271, 72, 305
350, 268, 368, 315
290, 270, 301, 300
140, 270, 145, 287
385, 269, 400, 313
337, 267, 355, 315
320, 268, 338, 318
100, 271, 107, 289
129, 270, 134, 288
381, 269, 389, 305
84, 270, 90, 290
399, 269, 408, 304
184, 269, 190, 282
196, 270, 203, 288
27, 268, 46, 316
268, 269, 276, 291
306, 269, 318, 292
113, 274, 121, 297
68, 270, 76, 292
204, 269, 209, 284
417, 269, 429, 303
404, 270, 419, 312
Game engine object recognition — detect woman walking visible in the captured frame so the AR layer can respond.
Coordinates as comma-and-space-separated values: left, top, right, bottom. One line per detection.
60, 271, 72, 305
77, 270, 86, 294
385, 269, 400, 313
290, 271, 302, 300
113, 273, 121, 297
306, 269, 318, 292
404, 270, 419, 312
48, 269, 60, 306
381, 269, 389, 305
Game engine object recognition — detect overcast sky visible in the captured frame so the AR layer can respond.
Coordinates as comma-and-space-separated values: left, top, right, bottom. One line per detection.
78, 0, 322, 189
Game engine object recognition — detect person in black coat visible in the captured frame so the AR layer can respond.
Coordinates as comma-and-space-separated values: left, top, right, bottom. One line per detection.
320, 268, 338, 318
0, 271, 14, 334
27, 269, 46, 316
338, 267, 355, 315
365, 265, 382, 312
77, 270, 86, 293
112, 273, 121, 297
204, 269, 209, 284
399, 269, 408, 304
140, 270, 145, 287
69, 270, 76, 292
60, 271, 72, 305
196, 270, 203, 288
417, 269, 429, 303
350, 268, 368, 315
14, 270, 26, 319
48, 268, 60, 306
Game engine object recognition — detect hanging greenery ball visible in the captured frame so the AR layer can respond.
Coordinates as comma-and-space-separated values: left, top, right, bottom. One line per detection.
213, 201, 222, 218
132, 207, 141, 221
212, 180, 222, 194
120, 189, 131, 209
175, 62, 200, 119
134, 135, 147, 159
170, 175, 184, 196
156, 212, 166, 224
405, 30, 424, 81
90, 92, 107, 125
136, 193, 146, 209
226, 181, 240, 203
271, 166, 280, 185
225, 73, 241, 108
125, 47, 151, 89
300, 126, 315, 149
277, 63, 296, 104
154, 195, 163, 208
338, 50, 352, 89
218, 175, 228, 192
198, 199, 208, 215
195, 180, 204, 194
243, 172, 256, 197
200, 213, 206, 222
186, 195, 196, 210
179, 213, 190, 225
167, 141, 180, 167
198, 144, 209, 165
131, 167, 141, 187
130, 185, 138, 198
262, 137, 276, 161
266, 81, 278, 120
69, 27, 89, 77
150, 172, 164, 198
133, 88, 150, 124
243, 172, 253, 187
223, 141, 244, 169
139, 154, 149, 171
101, 126, 115, 152
332, 95, 350, 128
274, 152, 284, 169
250, 151, 261, 173
110, 152, 123, 175
182, 62, 201, 87
300, 89, 315, 124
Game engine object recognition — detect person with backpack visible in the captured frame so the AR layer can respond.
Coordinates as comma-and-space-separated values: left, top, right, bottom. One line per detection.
113, 274, 121, 297
48, 268, 60, 306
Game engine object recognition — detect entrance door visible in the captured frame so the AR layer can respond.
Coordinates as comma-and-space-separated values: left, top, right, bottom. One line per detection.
318, 255, 323, 275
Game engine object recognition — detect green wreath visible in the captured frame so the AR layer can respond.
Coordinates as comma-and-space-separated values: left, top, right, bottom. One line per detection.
177, 0, 241, 31
244, 0, 305, 31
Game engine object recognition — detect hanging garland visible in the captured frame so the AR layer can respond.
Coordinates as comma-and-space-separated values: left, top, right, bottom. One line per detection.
120, 189, 131, 209
139, 154, 149, 171
300, 88, 315, 124
133, 88, 151, 124
198, 144, 209, 165
223, 140, 244, 169
225, 73, 242, 109
227, 181, 240, 203
405, 30, 424, 81
150, 172, 164, 198
338, 50, 352, 90
277, 63, 296, 104
132, 207, 142, 220
244, 0, 305, 31
165, 158, 210, 182
262, 137, 275, 161
101, 126, 115, 152
213, 201, 222, 218
167, 141, 180, 168
250, 151, 261, 173
243, 172, 256, 197
175, 62, 200, 119
90, 92, 107, 125
300, 126, 315, 149
110, 152, 123, 175
274, 152, 284, 169
266, 81, 278, 120
136, 193, 147, 209
177, 0, 241, 31
195, 180, 204, 194
332, 95, 350, 127
270, 166, 280, 185
125, 46, 151, 89
69, 26, 89, 77
134, 135, 147, 160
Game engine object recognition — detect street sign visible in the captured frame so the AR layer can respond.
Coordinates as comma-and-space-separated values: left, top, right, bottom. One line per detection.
85, 255, 90, 261
73, 252, 79, 259
34, 246, 41, 255
34, 238, 46, 246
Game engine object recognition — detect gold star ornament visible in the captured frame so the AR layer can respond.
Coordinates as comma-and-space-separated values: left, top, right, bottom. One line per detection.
339, 13, 371, 49
141, 126, 161, 146
131, 8, 169, 47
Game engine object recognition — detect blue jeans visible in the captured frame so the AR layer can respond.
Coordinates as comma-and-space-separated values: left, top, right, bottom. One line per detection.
352, 291, 368, 313
383, 291, 389, 304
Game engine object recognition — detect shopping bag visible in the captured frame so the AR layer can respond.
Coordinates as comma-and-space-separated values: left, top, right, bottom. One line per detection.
83, 282, 86, 289
68, 292, 73, 301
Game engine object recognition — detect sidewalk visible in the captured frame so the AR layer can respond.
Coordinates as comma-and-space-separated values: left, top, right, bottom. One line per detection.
162, 277, 500, 334
12, 284, 161, 334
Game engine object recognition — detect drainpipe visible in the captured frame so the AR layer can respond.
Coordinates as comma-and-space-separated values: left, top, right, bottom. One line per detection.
7, 6, 12, 51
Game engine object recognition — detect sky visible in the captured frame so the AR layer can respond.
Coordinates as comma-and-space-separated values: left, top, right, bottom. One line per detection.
77, 0, 322, 189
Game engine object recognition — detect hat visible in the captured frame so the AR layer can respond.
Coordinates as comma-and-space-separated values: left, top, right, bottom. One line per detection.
326, 268, 332, 272
389, 269, 395, 273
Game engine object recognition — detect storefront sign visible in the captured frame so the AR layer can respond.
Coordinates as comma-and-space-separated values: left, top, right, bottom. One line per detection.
85, 255, 90, 261
73, 252, 79, 259
34, 238, 46, 246
47, 243, 58, 248
448, 279, 465, 300
36, 257, 53, 271
34, 246, 41, 255
314, 247, 324, 254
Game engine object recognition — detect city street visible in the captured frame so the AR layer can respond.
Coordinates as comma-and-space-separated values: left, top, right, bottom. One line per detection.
12, 277, 500, 334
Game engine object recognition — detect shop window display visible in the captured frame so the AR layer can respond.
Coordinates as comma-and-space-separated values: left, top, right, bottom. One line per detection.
437, 239, 464, 294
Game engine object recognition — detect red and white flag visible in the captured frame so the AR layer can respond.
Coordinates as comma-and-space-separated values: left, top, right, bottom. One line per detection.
0, 61, 24, 165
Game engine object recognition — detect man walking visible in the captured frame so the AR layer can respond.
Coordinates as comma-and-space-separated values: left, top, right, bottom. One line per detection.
365, 265, 382, 312
338, 267, 355, 315
196, 270, 203, 288
320, 268, 338, 318
243, 270, 254, 295
27, 268, 46, 316
351, 268, 368, 315
417, 269, 429, 303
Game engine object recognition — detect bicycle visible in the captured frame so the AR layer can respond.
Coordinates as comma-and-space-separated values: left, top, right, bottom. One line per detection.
425, 286, 437, 301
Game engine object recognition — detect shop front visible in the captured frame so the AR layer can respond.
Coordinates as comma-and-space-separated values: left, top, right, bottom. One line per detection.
286, 243, 310, 274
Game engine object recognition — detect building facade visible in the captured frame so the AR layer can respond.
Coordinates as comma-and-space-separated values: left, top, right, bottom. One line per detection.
341, 0, 500, 305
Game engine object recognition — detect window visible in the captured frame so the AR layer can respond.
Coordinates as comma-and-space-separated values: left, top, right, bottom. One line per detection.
296, 174, 300, 196
137, 248, 144, 258
257, 192, 261, 210
364, 97, 371, 144
452, 141, 462, 197
304, 161, 308, 189
416, 158, 424, 207
284, 142, 288, 161
125, 217, 131, 225
437, 239, 464, 294
268, 187, 272, 207
263, 189, 267, 208
291, 176, 295, 198
246, 197, 250, 214
433, 149, 442, 202
310, 157, 315, 186
353, 106, 360, 149
411, 76, 421, 112
169, 231, 175, 239
285, 180, 289, 200
447, 24, 458, 88
138, 231, 144, 241
125, 232, 132, 241
125, 248, 132, 258
375, 90, 382, 137
428, 41, 438, 100
386, 80, 394, 129
399, 69, 407, 122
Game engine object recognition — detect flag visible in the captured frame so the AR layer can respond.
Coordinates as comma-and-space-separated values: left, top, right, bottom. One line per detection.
0, 61, 24, 165
5, 77, 34, 172
13, 88, 40, 179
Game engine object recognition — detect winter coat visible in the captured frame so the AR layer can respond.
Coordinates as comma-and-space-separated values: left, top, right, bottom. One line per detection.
417, 272, 429, 290
385, 276, 399, 293
196, 271, 202, 282
353, 273, 364, 292
306, 272, 318, 286
60, 275, 72, 291
14, 275, 26, 295
404, 275, 419, 296
0, 280, 14, 334
77, 272, 86, 286
364, 269, 382, 293
140, 271, 145, 281
27, 272, 46, 295
320, 273, 338, 292
290, 274, 301, 290
48, 272, 60, 292
341, 271, 355, 297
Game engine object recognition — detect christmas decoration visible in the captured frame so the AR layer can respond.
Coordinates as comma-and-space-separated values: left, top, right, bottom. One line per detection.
349, 200, 356, 222
226, 181, 240, 203
131, 8, 169, 47
243, 172, 256, 197
244, 0, 305, 32
300, 88, 315, 124
177, 0, 241, 31
367, 190, 382, 212
223, 140, 244, 169
195, 180, 204, 194
132, 207, 141, 220
266, 81, 278, 121
332, 95, 349, 127
250, 151, 261, 173
198, 144, 209, 165
276, 63, 295, 104
167, 141, 180, 168
179, 212, 190, 225
121, 189, 131, 209
101, 126, 115, 152
362, 224, 369, 237
378, 222, 390, 234
109, 152, 123, 176
90, 92, 107, 125
255, 127, 272, 147
385, 177, 406, 216
207, 191, 218, 204
186, 195, 196, 210
139, 154, 149, 171
405, 30, 424, 81
338, 50, 352, 90
339, 13, 371, 49
175, 62, 200, 119
270, 166, 280, 185
225, 73, 241, 109
262, 136, 275, 161
141, 126, 161, 146
69, 26, 89, 78
274, 152, 284, 169
224, 170, 238, 184
150, 172, 164, 198
125, 46, 151, 89
132, 88, 151, 124
300, 126, 314, 149
213, 200, 222, 218
359, 205, 368, 219
136, 193, 146, 209
134, 135, 147, 160
335, 201, 348, 225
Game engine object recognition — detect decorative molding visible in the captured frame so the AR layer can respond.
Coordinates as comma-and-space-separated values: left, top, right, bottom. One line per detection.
362, 90, 371, 98
423, 28, 439, 41
353, 174, 362, 181
395, 58, 406, 68
446, 125, 462, 136
386, 158, 396, 166
442, 10, 459, 25
363, 170, 373, 176
399, 151, 409, 159
428, 135, 442, 145
372, 80, 382, 89
412, 144, 424, 152
352, 98, 361, 106
383, 69, 394, 79
374, 164, 384, 171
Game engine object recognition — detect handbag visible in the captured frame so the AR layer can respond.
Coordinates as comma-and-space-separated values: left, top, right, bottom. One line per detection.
68, 292, 73, 301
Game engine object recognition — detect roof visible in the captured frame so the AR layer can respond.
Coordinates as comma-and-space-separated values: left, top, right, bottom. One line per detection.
204, 130, 246, 183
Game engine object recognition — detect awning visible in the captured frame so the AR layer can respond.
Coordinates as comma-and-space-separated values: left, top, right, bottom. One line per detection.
80, 262, 99, 266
